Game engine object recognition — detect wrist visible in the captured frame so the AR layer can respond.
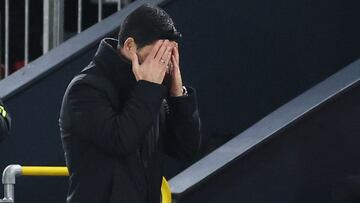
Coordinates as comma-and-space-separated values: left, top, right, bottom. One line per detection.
170, 86, 188, 97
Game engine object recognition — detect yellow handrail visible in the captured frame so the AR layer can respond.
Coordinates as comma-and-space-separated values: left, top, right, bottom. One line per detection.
22, 166, 69, 176
19, 166, 171, 203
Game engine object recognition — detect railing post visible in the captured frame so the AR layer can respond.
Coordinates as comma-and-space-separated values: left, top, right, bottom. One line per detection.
117, 0, 121, 11
77, 0, 82, 33
5, 0, 10, 77
3, 184, 14, 202
43, 0, 64, 54
98, 0, 103, 22
24, 0, 30, 65
1, 165, 21, 203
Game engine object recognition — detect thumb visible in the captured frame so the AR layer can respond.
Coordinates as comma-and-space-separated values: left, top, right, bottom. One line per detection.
129, 51, 139, 70
129, 51, 141, 81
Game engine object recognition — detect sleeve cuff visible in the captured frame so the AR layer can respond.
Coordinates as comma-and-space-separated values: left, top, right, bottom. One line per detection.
132, 80, 168, 110
168, 86, 198, 116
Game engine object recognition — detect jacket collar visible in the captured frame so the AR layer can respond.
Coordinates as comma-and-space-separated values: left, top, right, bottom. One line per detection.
93, 38, 136, 91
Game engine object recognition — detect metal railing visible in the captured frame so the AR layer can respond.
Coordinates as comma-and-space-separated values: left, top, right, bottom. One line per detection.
1, 165, 172, 203
1, 0, 133, 79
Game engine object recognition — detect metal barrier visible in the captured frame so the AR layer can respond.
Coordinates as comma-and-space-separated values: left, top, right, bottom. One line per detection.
1, 165, 171, 203
1, 0, 133, 79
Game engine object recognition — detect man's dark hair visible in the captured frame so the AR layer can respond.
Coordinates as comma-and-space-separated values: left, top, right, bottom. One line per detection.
118, 4, 181, 49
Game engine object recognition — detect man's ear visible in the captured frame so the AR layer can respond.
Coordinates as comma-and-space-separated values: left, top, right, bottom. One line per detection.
123, 37, 137, 53
118, 37, 138, 61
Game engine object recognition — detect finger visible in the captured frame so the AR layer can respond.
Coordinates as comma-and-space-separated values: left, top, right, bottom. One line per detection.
147, 40, 164, 60
171, 56, 177, 75
171, 55, 176, 66
162, 46, 173, 66
171, 55, 179, 69
155, 40, 170, 61
171, 49, 177, 65
174, 45, 180, 64
166, 63, 171, 74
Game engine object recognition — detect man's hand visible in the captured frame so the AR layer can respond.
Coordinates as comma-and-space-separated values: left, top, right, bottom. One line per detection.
130, 40, 173, 84
169, 43, 184, 97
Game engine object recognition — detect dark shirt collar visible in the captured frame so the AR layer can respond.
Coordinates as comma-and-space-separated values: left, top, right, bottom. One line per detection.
93, 38, 136, 91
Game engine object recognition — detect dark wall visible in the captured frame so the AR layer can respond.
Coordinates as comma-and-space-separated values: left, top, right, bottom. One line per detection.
1, 0, 360, 202
177, 83, 360, 203
164, 0, 360, 154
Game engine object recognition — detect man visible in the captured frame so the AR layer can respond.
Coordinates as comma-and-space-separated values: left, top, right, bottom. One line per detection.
59, 4, 201, 203
0, 98, 11, 141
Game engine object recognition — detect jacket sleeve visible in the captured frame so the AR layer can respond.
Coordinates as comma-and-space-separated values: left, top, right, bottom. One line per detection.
65, 80, 167, 156
0, 99, 11, 142
163, 86, 202, 160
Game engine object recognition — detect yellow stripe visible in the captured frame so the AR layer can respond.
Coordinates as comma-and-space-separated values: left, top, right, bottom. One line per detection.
161, 177, 172, 203
21, 166, 69, 176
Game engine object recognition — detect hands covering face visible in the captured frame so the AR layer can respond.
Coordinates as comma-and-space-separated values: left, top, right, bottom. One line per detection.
168, 42, 184, 97
130, 39, 184, 97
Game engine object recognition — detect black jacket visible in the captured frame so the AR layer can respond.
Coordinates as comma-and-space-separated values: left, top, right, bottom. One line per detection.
0, 98, 11, 141
59, 38, 201, 203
